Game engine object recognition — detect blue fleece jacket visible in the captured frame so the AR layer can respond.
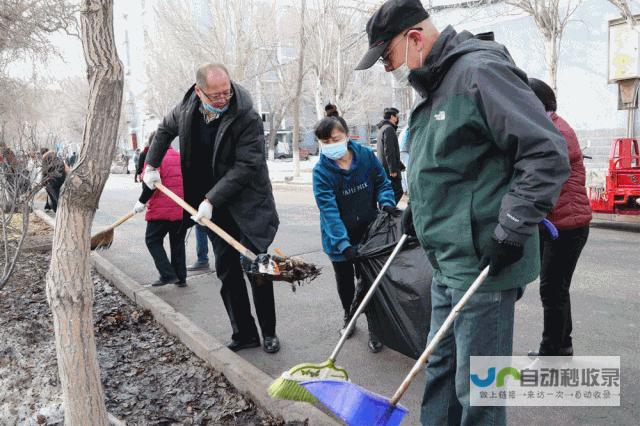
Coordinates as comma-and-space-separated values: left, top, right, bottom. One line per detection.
313, 141, 396, 262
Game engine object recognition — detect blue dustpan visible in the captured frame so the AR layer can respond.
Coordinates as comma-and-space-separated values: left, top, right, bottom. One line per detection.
301, 380, 408, 426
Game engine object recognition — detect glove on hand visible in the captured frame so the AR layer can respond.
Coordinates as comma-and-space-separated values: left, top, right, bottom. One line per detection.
343, 246, 359, 262
479, 237, 524, 276
382, 205, 402, 217
191, 199, 213, 224
401, 205, 416, 237
142, 166, 161, 190
133, 201, 146, 214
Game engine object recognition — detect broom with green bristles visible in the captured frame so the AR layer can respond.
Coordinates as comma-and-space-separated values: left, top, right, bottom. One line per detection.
268, 235, 409, 403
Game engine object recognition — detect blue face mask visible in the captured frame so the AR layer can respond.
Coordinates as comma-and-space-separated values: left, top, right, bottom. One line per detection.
321, 139, 348, 160
203, 101, 229, 115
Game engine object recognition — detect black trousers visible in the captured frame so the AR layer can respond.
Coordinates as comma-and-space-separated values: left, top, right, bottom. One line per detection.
45, 176, 65, 212
145, 220, 187, 282
331, 260, 375, 333
207, 210, 276, 342
538, 225, 589, 354
390, 175, 404, 205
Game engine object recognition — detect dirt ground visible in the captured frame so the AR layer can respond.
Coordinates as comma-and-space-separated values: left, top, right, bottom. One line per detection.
0, 218, 291, 425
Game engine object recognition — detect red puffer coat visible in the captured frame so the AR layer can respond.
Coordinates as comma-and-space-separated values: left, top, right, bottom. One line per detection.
144, 147, 184, 222
546, 112, 592, 229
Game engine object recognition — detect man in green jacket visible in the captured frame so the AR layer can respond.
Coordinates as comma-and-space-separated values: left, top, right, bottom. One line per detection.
356, 1, 570, 425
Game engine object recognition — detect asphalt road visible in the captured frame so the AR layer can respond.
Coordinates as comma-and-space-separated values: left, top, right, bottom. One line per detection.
89, 174, 639, 426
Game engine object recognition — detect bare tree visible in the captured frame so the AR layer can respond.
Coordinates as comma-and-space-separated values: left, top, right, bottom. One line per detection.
0, 0, 78, 55
608, 0, 639, 28
292, 0, 307, 178
505, 0, 582, 92
45, 0, 123, 423
146, 0, 264, 117
0, 130, 56, 290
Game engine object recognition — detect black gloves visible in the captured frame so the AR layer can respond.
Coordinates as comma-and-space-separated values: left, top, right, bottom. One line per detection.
401, 205, 416, 237
343, 246, 359, 261
382, 205, 402, 217
479, 238, 524, 276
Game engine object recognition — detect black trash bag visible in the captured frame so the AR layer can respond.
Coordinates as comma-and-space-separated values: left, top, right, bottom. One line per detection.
350, 211, 432, 360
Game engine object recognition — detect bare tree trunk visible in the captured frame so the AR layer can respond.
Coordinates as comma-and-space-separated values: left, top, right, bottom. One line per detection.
314, 76, 324, 120
268, 112, 277, 161
292, 0, 306, 178
45, 1, 124, 424
544, 35, 559, 93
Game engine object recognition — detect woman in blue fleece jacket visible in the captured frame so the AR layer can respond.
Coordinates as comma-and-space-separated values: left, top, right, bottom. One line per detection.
312, 116, 398, 353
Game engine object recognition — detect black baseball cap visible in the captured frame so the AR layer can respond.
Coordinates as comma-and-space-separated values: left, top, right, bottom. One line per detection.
355, 0, 430, 71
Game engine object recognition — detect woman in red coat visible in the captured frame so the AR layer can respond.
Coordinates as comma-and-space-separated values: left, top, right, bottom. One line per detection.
134, 131, 187, 287
528, 78, 592, 357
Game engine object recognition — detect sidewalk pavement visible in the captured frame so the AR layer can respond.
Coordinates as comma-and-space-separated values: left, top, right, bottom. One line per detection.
267, 157, 316, 185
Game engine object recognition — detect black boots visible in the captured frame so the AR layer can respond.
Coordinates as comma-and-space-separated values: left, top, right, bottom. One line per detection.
340, 311, 355, 339
368, 330, 383, 353
263, 336, 280, 353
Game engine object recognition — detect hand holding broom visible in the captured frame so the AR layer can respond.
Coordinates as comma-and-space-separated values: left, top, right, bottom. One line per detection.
154, 183, 320, 284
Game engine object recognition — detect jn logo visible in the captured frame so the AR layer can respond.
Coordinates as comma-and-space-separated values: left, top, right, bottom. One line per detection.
471, 367, 521, 388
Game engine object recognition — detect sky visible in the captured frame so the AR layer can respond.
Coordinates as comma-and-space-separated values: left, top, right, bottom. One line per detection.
6, 0, 640, 132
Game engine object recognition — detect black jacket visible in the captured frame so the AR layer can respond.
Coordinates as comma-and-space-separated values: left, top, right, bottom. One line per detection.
376, 120, 403, 175
145, 82, 279, 253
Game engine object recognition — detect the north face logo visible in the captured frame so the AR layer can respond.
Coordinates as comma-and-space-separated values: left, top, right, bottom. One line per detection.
434, 111, 446, 120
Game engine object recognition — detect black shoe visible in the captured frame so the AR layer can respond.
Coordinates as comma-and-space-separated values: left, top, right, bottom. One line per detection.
263, 335, 280, 354
187, 260, 210, 271
151, 277, 178, 287
368, 333, 383, 353
175, 280, 187, 287
226, 337, 260, 352
339, 312, 355, 339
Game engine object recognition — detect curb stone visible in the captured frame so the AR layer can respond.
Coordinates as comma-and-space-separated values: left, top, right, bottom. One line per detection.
271, 183, 312, 192
33, 209, 340, 425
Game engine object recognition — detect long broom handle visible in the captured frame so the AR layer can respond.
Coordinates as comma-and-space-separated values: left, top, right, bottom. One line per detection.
388, 265, 490, 406
329, 234, 408, 362
105, 211, 135, 231
155, 183, 257, 262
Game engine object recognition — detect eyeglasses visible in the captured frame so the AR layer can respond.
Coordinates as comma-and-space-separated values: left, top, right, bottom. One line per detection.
199, 87, 234, 103
378, 27, 423, 67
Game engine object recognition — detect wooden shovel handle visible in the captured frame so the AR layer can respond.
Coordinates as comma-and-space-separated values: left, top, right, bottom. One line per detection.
155, 183, 257, 262
106, 211, 135, 231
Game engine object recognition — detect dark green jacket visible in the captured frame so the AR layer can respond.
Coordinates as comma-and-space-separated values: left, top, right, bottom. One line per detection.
407, 27, 570, 291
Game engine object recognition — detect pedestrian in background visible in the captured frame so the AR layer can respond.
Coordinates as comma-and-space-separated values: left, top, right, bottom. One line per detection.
41, 151, 68, 213
399, 126, 410, 195
133, 148, 141, 182
312, 116, 399, 353
135, 140, 148, 183
528, 78, 592, 358
376, 107, 405, 204
134, 143, 187, 288
187, 223, 211, 271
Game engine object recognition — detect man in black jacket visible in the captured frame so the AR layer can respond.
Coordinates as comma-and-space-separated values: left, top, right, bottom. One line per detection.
143, 63, 281, 353
376, 107, 404, 203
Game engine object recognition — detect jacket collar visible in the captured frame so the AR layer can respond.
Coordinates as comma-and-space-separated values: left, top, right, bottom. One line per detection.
408, 26, 502, 97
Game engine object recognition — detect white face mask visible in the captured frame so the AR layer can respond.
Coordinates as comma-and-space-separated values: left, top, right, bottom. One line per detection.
391, 37, 422, 88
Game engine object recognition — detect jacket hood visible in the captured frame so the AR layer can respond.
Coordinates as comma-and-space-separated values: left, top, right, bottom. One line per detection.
182, 81, 254, 118
409, 25, 511, 96
377, 119, 396, 129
